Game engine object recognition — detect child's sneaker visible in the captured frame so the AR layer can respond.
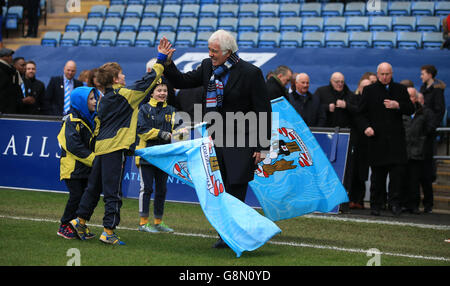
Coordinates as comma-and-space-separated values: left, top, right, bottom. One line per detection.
99, 232, 126, 245
57, 224, 76, 239
138, 223, 158, 233
69, 218, 89, 240
154, 222, 174, 233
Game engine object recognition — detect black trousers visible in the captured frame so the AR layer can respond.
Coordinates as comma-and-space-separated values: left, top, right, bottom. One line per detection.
420, 136, 436, 209
215, 147, 248, 203
401, 159, 423, 210
60, 178, 88, 224
77, 150, 126, 230
138, 164, 168, 219
370, 164, 405, 211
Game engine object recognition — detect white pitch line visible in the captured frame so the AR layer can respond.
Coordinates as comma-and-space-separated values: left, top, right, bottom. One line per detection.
1, 215, 449, 263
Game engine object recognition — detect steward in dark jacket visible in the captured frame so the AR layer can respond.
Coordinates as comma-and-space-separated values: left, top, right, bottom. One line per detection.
287, 90, 325, 127
0, 50, 22, 114
315, 82, 355, 128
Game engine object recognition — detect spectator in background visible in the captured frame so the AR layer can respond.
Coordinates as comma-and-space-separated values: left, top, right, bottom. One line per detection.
266, 65, 292, 100
442, 14, 450, 49
401, 87, 434, 214
0, 48, 23, 114
24, 0, 40, 38
419, 65, 446, 213
13, 57, 26, 79
287, 73, 325, 127
348, 77, 372, 210
43, 60, 83, 115
316, 72, 355, 129
22, 60, 45, 115
356, 62, 415, 216
78, 70, 90, 86
13, 56, 36, 112
361, 71, 377, 84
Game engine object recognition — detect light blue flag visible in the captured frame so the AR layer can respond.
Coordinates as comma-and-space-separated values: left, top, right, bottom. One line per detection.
135, 136, 281, 257
249, 97, 349, 221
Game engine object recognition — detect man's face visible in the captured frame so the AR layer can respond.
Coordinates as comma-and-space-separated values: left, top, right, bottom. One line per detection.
295, 75, 309, 94
64, 62, 77, 80
420, 69, 433, 84
208, 41, 230, 67
14, 59, 26, 75
278, 71, 293, 86
330, 74, 345, 92
377, 66, 393, 85
25, 63, 36, 79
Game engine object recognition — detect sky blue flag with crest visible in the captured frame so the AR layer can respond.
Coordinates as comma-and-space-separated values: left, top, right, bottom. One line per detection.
249, 97, 349, 221
135, 136, 281, 257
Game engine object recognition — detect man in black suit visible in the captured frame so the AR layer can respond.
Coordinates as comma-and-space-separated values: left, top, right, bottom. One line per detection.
43, 60, 83, 115
356, 62, 415, 217
161, 31, 272, 248
266, 65, 292, 101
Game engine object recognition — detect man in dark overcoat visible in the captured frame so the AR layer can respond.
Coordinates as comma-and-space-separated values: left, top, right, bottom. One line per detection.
356, 62, 415, 216
162, 30, 272, 248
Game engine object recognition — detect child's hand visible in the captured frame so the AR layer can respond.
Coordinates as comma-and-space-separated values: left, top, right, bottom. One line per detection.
158, 36, 176, 56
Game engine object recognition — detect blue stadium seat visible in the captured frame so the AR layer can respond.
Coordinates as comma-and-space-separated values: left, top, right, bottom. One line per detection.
238, 17, 259, 32
41, 31, 61, 47
324, 17, 346, 32
411, 1, 435, 16
349, 31, 372, 48
199, 4, 219, 17
372, 31, 397, 49
259, 17, 280, 32
344, 2, 365, 17
279, 3, 300, 18
239, 3, 259, 18
302, 17, 323, 32
143, 4, 162, 18
219, 4, 239, 18
106, 5, 125, 18
280, 31, 302, 48
303, 32, 325, 48
116, 31, 137, 46
128, 0, 144, 4
392, 16, 416, 32
156, 31, 176, 44
218, 17, 238, 32
388, 1, 411, 16
435, 2, 450, 17
65, 18, 85, 32
422, 32, 444, 49
178, 17, 198, 32
158, 17, 178, 32
120, 17, 140, 32
83, 18, 103, 32
397, 31, 422, 49
139, 17, 159, 31
369, 16, 392, 31
135, 31, 156, 47
102, 17, 122, 32
280, 16, 302, 32
110, 0, 127, 4
300, 3, 321, 17
416, 16, 440, 32
88, 5, 107, 18
345, 16, 369, 32
180, 4, 200, 18
322, 3, 344, 17
325, 32, 349, 48
258, 32, 280, 48
78, 31, 99, 46
238, 31, 259, 48
161, 4, 181, 18
97, 31, 118, 47
259, 3, 279, 17
124, 4, 144, 18
175, 31, 196, 47
198, 17, 218, 32
196, 31, 213, 47
366, 1, 388, 16
60, 31, 80, 47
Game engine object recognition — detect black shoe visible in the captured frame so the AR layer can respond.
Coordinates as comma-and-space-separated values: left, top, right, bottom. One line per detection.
424, 207, 433, 214
391, 205, 401, 217
371, 209, 380, 216
411, 208, 421, 215
212, 238, 229, 249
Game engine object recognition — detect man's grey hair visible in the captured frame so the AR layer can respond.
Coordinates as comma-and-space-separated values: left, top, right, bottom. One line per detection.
208, 29, 238, 55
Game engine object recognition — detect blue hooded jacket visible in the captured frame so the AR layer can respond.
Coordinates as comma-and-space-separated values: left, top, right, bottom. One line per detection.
69, 86, 99, 129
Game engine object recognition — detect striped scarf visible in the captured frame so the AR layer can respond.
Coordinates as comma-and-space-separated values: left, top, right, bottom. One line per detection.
206, 52, 240, 112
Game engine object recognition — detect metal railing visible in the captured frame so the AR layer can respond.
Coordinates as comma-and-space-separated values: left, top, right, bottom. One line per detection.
434, 127, 450, 160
